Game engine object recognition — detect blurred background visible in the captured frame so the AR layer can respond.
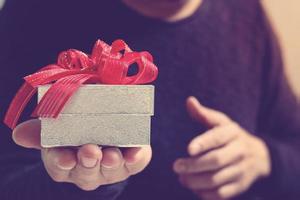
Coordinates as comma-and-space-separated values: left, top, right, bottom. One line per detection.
0, 0, 299, 96
0, 0, 3, 10
262, 0, 300, 97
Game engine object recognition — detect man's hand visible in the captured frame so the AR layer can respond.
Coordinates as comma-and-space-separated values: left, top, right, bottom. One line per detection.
173, 97, 271, 200
12, 119, 152, 191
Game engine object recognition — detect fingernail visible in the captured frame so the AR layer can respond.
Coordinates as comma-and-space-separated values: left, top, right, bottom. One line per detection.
101, 163, 116, 169
81, 157, 98, 168
57, 164, 74, 171
101, 161, 121, 170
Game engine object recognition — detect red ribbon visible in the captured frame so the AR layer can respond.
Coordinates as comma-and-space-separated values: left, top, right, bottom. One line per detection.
4, 39, 158, 129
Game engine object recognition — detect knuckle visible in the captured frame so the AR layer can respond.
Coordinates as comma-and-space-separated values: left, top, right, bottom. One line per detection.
238, 145, 248, 158
232, 144, 244, 158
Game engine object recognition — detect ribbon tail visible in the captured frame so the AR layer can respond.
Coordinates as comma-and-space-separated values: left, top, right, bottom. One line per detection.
32, 74, 96, 118
40, 64, 62, 71
24, 68, 79, 87
4, 83, 37, 129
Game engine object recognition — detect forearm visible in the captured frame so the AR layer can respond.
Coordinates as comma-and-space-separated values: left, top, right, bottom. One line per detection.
0, 152, 127, 200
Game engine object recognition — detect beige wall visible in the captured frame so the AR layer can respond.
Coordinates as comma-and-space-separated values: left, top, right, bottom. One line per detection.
262, 0, 300, 96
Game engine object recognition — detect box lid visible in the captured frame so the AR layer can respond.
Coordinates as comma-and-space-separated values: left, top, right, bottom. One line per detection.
38, 84, 154, 115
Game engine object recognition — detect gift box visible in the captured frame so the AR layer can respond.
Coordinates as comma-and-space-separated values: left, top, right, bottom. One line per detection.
4, 39, 158, 148
38, 84, 154, 147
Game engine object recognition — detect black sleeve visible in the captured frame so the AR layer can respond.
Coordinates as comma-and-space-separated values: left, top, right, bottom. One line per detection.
0, 1, 127, 199
249, 4, 300, 199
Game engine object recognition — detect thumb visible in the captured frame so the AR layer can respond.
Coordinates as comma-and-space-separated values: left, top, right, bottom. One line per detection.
186, 96, 231, 128
12, 119, 41, 149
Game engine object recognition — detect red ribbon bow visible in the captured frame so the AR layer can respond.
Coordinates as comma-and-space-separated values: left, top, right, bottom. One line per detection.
4, 39, 158, 129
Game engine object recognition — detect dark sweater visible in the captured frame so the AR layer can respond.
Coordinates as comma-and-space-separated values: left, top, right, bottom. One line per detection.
0, 0, 300, 199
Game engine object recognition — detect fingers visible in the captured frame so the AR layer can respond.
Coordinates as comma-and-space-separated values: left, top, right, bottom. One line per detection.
195, 162, 255, 200
101, 147, 123, 168
178, 161, 252, 200
174, 140, 243, 174
98, 146, 152, 184
41, 148, 76, 182
12, 119, 41, 149
199, 181, 249, 200
186, 96, 231, 128
41, 144, 152, 191
213, 182, 246, 200
123, 146, 152, 175
182, 96, 262, 199
70, 144, 103, 190
188, 124, 239, 156
100, 147, 128, 184
77, 144, 102, 169
179, 162, 243, 190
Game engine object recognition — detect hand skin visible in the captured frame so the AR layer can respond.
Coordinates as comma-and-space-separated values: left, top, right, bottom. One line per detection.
12, 119, 152, 191
173, 97, 271, 200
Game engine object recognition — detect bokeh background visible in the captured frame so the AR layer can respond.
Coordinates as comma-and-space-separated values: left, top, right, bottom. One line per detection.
262, 0, 300, 97
0, 0, 299, 96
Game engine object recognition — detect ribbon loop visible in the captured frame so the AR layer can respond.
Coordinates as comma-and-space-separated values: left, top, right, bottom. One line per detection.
58, 50, 94, 70
4, 39, 158, 129
111, 39, 132, 55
